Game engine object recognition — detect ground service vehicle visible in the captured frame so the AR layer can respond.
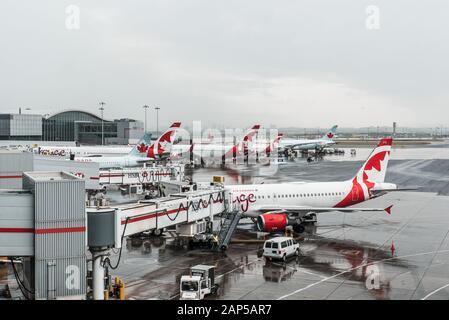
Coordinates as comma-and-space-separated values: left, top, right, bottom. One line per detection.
180, 265, 220, 300
263, 237, 300, 261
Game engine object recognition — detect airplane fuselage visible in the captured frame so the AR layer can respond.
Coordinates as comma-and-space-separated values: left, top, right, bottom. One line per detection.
37, 146, 133, 157
226, 180, 396, 214
280, 139, 335, 151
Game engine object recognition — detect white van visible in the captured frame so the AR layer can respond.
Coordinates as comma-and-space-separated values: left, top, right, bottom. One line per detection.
263, 237, 300, 261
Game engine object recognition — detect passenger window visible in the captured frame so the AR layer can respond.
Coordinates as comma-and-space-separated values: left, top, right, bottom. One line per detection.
265, 242, 272, 248
272, 243, 279, 249
281, 241, 287, 248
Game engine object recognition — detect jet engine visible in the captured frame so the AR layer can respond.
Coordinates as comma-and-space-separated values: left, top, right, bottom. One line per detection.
257, 213, 287, 232
256, 213, 303, 232
257, 213, 306, 233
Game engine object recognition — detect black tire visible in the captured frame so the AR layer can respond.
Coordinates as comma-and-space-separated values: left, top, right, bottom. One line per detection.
153, 229, 163, 236
293, 224, 305, 234
282, 254, 286, 262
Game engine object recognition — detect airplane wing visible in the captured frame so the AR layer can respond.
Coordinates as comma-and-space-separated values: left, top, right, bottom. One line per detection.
371, 188, 419, 196
245, 204, 393, 217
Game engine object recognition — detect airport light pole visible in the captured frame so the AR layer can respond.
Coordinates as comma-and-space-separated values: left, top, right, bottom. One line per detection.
143, 105, 150, 133
99, 102, 106, 145
155, 106, 160, 136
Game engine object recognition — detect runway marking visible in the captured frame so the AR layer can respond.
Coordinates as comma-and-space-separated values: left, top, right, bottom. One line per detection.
421, 283, 449, 300
276, 249, 449, 300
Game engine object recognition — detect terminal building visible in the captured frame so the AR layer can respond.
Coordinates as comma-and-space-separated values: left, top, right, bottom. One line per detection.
0, 110, 144, 145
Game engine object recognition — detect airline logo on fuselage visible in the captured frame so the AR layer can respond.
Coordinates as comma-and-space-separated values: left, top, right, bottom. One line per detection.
233, 193, 256, 212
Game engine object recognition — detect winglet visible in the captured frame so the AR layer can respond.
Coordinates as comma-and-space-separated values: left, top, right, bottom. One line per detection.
384, 205, 393, 215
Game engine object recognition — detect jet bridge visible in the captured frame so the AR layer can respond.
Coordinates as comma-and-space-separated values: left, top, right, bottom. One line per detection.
0, 171, 87, 300
86, 186, 232, 300
96, 164, 184, 187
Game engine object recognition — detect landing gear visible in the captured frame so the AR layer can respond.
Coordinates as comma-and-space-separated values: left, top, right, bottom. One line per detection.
152, 228, 163, 236
304, 213, 317, 224
293, 224, 305, 234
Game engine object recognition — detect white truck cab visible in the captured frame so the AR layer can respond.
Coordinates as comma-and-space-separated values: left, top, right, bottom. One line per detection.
180, 265, 219, 300
263, 237, 300, 261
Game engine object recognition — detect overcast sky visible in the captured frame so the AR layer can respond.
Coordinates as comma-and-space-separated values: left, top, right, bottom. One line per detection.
1, 0, 448, 129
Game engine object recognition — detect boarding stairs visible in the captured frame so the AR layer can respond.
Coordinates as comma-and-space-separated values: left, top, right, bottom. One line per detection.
215, 209, 242, 251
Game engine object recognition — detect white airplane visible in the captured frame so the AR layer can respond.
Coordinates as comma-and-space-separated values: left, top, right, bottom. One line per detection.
73, 122, 181, 169
170, 125, 261, 162
226, 137, 398, 233
279, 125, 338, 152
36, 143, 137, 157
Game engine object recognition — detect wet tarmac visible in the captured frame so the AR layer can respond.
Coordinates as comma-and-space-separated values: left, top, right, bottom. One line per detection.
2, 145, 449, 300
114, 145, 449, 300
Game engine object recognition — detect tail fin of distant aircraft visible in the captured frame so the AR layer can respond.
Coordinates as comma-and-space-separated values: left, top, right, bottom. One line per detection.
129, 132, 153, 157
353, 137, 393, 184
243, 125, 261, 143
265, 133, 283, 155
321, 125, 338, 141
147, 122, 182, 159
223, 124, 261, 158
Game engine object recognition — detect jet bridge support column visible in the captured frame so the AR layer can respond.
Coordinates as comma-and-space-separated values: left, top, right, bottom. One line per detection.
91, 250, 107, 300
87, 208, 120, 300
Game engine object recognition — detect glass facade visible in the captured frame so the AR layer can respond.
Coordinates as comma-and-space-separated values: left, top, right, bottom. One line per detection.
75, 122, 117, 144
42, 110, 117, 144
1, 110, 142, 144
0, 114, 42, 140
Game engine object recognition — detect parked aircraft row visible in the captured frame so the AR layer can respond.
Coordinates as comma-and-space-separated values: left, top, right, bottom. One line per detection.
32, 120, 403, 235
35, 123, 339, 160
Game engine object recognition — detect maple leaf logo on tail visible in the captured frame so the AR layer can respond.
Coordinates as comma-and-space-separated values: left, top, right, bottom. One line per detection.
147, 122, 181, 159
335, 137, 393, 207
357, 137, 392, 194
137, 143, 148, 153
322, 125, 338, 140
129, 132, 152, 157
